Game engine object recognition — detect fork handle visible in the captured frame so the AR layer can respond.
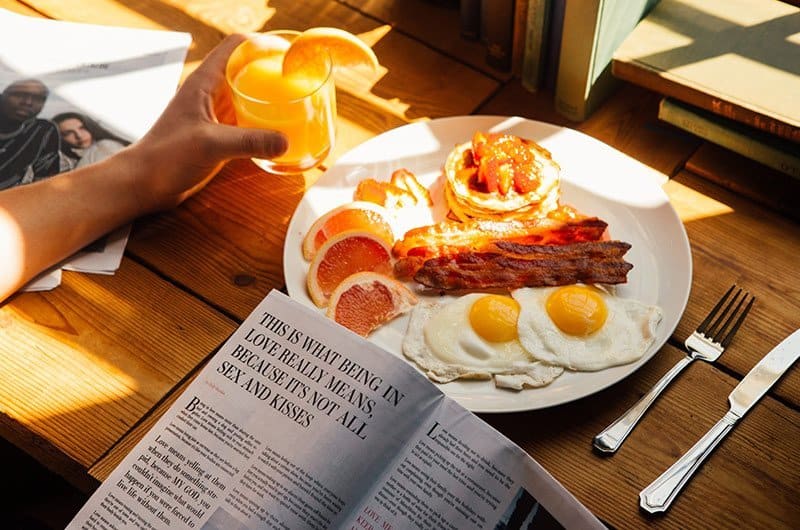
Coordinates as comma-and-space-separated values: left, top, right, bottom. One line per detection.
640, 410, 739, 513
593, 356, 693, 453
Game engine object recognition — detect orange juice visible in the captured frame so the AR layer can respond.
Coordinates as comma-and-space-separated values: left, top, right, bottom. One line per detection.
227, 31, 336, 174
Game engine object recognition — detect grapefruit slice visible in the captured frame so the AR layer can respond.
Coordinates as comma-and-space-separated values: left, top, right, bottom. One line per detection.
327, 272, 417, 337
283, 27, 379, 77
307, 230, 393, 307
302, 201, 395, 261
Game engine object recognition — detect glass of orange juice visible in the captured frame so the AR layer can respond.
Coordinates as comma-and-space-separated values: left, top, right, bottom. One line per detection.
226, 30, 336, 174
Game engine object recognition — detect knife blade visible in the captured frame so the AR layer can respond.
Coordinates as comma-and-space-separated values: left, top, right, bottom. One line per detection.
640, 328, 800, 513
728, 329, 800, 417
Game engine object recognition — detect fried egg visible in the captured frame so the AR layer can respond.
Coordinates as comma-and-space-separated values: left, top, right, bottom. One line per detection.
402, 293, 564, 390
512, 285, 663, 371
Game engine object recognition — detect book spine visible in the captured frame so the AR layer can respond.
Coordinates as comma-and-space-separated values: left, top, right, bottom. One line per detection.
483, 0, 516, 72
612, 59, 800, 144
554, 0, 603, 121
511, 0, 530, 76
659, 98, 800, 180
460, 0, 482, 40
542, 0, 565, 91
521, 0, 551, 92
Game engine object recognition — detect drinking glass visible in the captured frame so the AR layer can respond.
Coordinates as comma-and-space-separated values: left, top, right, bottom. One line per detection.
226, 30, 336, 174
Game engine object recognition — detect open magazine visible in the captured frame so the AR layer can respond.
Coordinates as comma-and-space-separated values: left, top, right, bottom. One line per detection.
0, 9, 190, 290
68, 291, 604, 529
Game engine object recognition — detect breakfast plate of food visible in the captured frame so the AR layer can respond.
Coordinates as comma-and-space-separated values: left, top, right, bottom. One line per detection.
283, 115, 691, 413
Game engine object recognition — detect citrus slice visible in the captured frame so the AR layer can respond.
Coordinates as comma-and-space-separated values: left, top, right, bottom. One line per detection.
302, 201, 395, 261
327, 272, 417, 337
282, 27, 379, 77
307, 230, 393, 307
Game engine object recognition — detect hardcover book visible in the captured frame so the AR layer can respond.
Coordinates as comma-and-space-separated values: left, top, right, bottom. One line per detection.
659, 98, 800, 180
612, 0, 800, 143
554, 0, 658, 122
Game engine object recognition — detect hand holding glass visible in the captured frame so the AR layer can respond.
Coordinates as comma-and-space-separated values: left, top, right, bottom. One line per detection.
226, 31, 336, 175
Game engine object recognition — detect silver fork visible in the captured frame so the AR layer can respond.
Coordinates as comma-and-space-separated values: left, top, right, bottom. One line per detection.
593, 285, 754, 453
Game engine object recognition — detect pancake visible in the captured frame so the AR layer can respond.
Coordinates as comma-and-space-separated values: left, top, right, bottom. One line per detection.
444, 134, 561, 221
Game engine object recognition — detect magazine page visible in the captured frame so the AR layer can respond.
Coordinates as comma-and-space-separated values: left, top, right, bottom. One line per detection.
0, 9, 190, 287
68, 290, 446, 530
344, 397, 604, 530
68, 291, 601, 529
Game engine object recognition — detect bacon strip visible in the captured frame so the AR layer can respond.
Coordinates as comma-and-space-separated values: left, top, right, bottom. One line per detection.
402, 241, 633, 290
393, 216, 608, 258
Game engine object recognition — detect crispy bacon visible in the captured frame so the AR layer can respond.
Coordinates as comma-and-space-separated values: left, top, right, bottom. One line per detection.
393, 216, 608, 258
399, 241, 633, 290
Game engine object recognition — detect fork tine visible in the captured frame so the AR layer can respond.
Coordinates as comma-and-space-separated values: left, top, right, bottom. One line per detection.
706, 287, 745, 338
720, 295, 754, 348
696, 284, 736, 334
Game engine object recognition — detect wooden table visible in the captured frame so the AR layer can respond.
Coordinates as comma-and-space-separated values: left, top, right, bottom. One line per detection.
2, 1, 798, 528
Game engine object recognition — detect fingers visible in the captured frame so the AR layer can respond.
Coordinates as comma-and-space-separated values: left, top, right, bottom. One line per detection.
210, 124, 288, 161
182, 34, 248, 93
195, 34, 248, 75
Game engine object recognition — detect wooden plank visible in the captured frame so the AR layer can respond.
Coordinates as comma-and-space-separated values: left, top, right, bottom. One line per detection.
663, 171, 800, 407
685, 142, 800, 222
90, 369, 200, 482
127, 160, 306, 319
487, 343, 800, 529
338, 0, 495, 77
0, 259, 236, 484
480, 81, 703, 179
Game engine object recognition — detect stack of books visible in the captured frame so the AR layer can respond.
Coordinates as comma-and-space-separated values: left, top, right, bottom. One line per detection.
612, 0, 800, 180
460, 0, 660, 122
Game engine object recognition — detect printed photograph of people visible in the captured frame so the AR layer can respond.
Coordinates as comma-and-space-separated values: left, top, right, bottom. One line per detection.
0, 75, 133, 257
0, 78, 61, 190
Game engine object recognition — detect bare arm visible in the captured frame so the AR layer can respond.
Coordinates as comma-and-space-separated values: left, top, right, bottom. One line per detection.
0, 35, 286, 303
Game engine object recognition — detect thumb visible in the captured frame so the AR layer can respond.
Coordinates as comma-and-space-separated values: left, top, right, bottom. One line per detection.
211, 124, 288, 161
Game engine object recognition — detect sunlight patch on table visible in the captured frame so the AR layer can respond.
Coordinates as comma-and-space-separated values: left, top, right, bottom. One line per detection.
0, 311, 139, 423
662, 179, 733, 222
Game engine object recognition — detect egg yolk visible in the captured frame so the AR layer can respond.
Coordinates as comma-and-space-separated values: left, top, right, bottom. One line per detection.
546, 285, 608, 336
469, 295, 520, 342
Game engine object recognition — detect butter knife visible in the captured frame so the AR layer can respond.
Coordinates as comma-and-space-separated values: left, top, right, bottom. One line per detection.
640, 328, 800, 513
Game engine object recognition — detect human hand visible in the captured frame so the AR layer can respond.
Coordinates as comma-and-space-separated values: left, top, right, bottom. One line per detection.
126, 34, 288, 213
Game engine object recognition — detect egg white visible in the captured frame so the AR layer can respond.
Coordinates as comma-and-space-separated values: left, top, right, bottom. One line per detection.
402, 294, 563, 390
512, 287, 663, 371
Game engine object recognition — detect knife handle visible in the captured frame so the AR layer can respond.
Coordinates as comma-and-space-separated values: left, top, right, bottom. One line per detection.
594, 356, 693, 453
639, 410, 739, 513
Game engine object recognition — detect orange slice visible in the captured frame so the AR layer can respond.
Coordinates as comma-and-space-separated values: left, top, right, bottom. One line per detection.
302, 201, 395, 261
282, 27, 379, 77
327, 272, 417, 337
307, 230, 393, 307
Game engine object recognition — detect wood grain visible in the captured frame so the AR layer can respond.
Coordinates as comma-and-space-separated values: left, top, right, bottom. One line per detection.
664, 171, 800, 407
685, 143, 800, 222
0, 260, 235, 484
338, 0, 494, 77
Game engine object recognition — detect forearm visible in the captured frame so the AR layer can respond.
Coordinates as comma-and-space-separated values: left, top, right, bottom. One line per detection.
0, 147, 143, 302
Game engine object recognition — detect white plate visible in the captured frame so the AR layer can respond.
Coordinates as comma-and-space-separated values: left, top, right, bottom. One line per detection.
284, 116, 692, 413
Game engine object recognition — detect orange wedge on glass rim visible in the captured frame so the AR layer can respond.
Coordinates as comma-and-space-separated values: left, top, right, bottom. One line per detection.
307, 230, 393, 307
327, 272, 417, 337
282, 27, 379, 78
